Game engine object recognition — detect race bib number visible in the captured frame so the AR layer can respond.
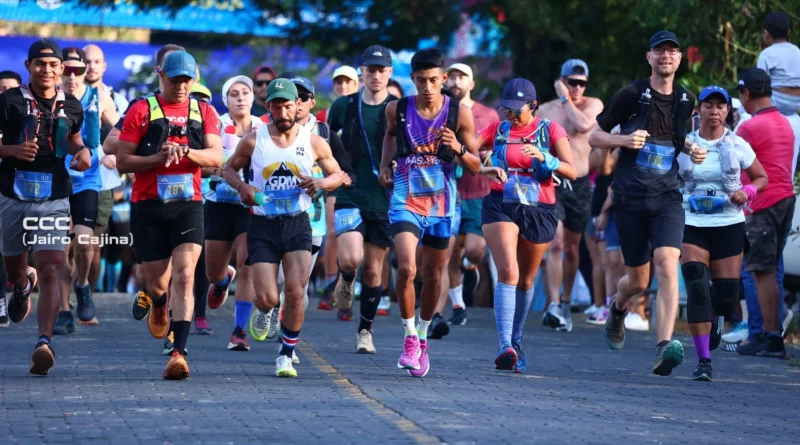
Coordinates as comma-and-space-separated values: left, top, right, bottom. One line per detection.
157, 174, 194, 203
689, 194, 726, 214
408, 166, 445, 197
260, 188, 301, 216
503, 174, 540, 205
636, 142, 674, 175
14, 171, 52, 202
214, 180, 241, 204
334, 208, 363, 235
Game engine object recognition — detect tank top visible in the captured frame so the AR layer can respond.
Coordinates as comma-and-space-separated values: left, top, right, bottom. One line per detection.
391, 95, 457, 217
249, 124, 314, 217
206, 113, 263, 204
303, 116, 327, 237
66, 85, 102, 194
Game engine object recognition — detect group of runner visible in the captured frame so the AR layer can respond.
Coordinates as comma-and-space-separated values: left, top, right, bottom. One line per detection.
1, 10, 798, 382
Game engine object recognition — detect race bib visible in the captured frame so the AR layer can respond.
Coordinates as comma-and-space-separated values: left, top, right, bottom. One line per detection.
503, 174, 540, 205
260, 188, 301, 216
13, 171, 52, 202
689, 194, 726, 214
334, 208, 363, 235
214, 180, 241, 204
636, 142, 674, 175
408, 166, 445, 197
157, 174, 194, 203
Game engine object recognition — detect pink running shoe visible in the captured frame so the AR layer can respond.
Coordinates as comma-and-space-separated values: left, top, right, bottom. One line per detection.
408, 340, 430, 378
397, 335, 421, 370
194, 316, 213, 335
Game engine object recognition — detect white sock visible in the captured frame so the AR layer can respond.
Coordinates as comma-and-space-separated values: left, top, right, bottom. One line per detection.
448, 285, 465, 308
417, 319, 431, 341
402, 317, 417, 337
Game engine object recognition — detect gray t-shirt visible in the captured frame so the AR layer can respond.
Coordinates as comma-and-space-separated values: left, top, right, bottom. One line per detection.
757, 42, 800, 88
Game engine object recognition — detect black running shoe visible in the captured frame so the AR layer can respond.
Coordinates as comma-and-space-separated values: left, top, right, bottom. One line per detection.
74, 282, 96, 322
448, 307, 468, 326
710, 317, 722, 351
736, 332, 786, 358
52, 311, 75, 335
428, 314, 450, 340
8, 267, 37, 324
692, 359, 712, 381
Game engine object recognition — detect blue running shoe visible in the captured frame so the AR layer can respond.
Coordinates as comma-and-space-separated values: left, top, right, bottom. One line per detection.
494, 343, 517, 371
512, 343, 527, 373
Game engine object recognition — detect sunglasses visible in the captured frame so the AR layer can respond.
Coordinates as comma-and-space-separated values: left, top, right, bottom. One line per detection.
254, 80, 272, 87
498, 104, 530, 118
298, 92, 314, 102
566, 78, 587, 88
63, 65, 87, 77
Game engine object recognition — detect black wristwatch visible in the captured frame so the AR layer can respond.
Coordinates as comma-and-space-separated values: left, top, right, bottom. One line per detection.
457, 144, 467, 157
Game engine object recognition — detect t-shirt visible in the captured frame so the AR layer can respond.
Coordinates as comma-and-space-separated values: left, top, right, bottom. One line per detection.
0, 87, 83, 200
591, 174, 613, 217
757, 42, 800, 89
458, 101, 500, 200
328, 93, 396, 212
596, 80, 695, 197
736, 107, 796, 214
678, 130, 756, 227
119, 95, 220, 203
478, 117, 568, 206
316, 108, 328, 124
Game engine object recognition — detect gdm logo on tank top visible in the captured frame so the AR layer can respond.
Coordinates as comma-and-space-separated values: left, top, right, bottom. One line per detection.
263, 162, 301, 189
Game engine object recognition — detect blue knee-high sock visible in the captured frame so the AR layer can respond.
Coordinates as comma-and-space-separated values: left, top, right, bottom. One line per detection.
512, 286, 535, 344
494, 282, 516, 348
234, 301, 253, 330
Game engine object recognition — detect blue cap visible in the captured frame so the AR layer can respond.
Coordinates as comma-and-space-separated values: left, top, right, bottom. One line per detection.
649, 30, 680, 48
561, 59, 589, 78
500, 78, 537, 109
162, 51, 197, 80
698, 85, 730, 103
290, 76, 315, 96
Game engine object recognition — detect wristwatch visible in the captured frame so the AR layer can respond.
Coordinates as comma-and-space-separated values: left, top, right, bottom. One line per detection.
560, 95, 569, 104
457, 145, 467, 157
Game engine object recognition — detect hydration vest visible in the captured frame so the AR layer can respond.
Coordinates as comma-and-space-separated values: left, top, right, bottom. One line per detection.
491, 118, 553, 183
394, 96, 460, 162
18, 85, 69, 157
620, 79, 692, 151
137, 95, 204, 156
341, 92, 397, 165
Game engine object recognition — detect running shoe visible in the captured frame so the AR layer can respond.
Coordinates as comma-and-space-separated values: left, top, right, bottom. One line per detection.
337, 307, 354, 321
207, 265, 236, 310
333, 275, 355, 310
428, 314, 450, 340
30, 341, 55, 376
512, 342, 527, 373
397, 335, 421, 370
624, 313, 650, 331
163, 350, 190, 380
586, 306, 608, 325
52, 311, 75, 335
131, 289, 152, 321
163, 331, 175, 356
276, 343, 301, 364
692, 358, 713, 382
721, 320, 748, 344
0, 295, 8, 328
652, 340, 684, 376
408, 340, 430, 378
376, 296, 391, 316
227, 326, 250, 351
8, 266, 37, 324
148, 300, 170, 339
710, 317, 722, 351
194, 316, 213, 335
583, 304, 602, 316
542, 302, 566, 329
317, 280, 336, 311
448, 306, 467, 326
736, 332, 786, 358
74, 281, 96, 322
356, 329, 376, 354
495, 342, 518, 371
266, 307, 281, 339
603, 298, 627, 350
249, 309, 270, 342
275, 355, 297, 377
556, 302, 573, 332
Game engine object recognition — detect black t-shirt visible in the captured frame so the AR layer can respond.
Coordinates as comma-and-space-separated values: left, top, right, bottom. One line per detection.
591, 174, 614, 217
596, 80, 695, 197
0, 87, 83, 200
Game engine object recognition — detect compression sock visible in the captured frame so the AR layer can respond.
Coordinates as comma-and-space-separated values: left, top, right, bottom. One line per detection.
494, 282, 516, 348
512, 286, 535, 344
234, 301, 253, 330
279, 327, 300, 357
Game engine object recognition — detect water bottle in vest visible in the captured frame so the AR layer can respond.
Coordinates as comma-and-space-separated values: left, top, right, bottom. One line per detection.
83, 91, 101, 149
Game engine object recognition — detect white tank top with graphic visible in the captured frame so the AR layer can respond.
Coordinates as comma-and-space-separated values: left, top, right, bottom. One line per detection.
206, 113, 264, 203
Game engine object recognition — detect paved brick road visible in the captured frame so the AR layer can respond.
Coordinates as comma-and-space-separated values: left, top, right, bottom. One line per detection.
1, 293, 798, 444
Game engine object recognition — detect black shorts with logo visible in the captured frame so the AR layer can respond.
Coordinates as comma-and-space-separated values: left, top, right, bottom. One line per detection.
247, 212, 312, 264
70, 190, 99, 229
204, 200, 249, 242
131, 200, 204, 263
613, 190, 684, 268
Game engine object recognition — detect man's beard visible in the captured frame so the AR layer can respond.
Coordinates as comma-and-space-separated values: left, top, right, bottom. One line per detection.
449, 88, 466, 101
274, 117, 296, 131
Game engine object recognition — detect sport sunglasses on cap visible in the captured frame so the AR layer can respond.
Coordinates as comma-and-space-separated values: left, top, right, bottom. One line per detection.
63, 65, 87, 77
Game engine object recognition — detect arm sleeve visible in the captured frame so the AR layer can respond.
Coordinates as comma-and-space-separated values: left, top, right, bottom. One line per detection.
596, 84, 638, 132
118, 101, 147, 145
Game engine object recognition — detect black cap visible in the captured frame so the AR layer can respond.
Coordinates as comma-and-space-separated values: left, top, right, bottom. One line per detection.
62, 47, 86, 64
361, 45, 392, 67
737, 68, 772, 94
649, 30, 680, 49
28, 38, 63, 62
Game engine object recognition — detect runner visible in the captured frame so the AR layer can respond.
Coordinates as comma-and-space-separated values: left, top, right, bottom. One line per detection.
116, 50, 222, 380
222, 78, 346, 377
53, 47, 119, 335
678, 85, 767, 380
589, 31, 704, 376
251, 65, 277, 119
0, 71, 22, 93
0, 39, 91, 375
378, 47, 482, 377
202, 75, 263, 351
327, 45, 398, 353
538, 59, 604, 332
83, 44, 129, 124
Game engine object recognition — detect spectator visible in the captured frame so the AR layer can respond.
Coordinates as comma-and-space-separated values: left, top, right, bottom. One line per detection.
251, 65, 276, 119
0, 70, 21, 93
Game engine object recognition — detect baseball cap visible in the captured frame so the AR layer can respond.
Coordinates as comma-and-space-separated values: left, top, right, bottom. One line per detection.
290, 76, 315, 96
361, 45, 392, 67
446, 63, 473, 80
649, 30, 680, 48
191, 84, 212, 100
266, 78, 298, 102
28, 38, 63, 62
737, 68, 771, 92
499, 78, 537, 109
332, 65, 358, 82
222, 75, 253, 107
62, 47, 86, 64
162, 51, 197, 79
698, 85, 730, 103
560, 59, 589, 77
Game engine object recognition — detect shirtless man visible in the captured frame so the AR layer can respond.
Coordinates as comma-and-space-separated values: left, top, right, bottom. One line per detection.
538, 59, 604, 332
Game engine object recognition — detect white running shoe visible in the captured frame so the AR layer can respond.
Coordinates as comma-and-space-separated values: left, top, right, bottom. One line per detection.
583, 304, 602, 316
266, 308, 281, 340
624, 313, 650, 331
586, 306, 608, 325
542, 302, 566, 329
356, 329, 377, 354
721, 321, 748, 344
275, 355, 297, 377
556, 303, 573, 332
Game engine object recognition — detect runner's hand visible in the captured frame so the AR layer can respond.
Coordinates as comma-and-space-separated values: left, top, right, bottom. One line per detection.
521, 144, 545, 161
101, 154, 117, 169
554, 79, 569, 98
11, 139, 39, 162
729, 189, 748, 205
437, 126, 460, 153
298, 174, 325, 197
237, 183, 259, 206
164, 143, 187, 167
378, 165, 394, 188
70, 148, 92, 171
689, 145, 707, 164
481, 166, 507, 183
623, 130, 649, 149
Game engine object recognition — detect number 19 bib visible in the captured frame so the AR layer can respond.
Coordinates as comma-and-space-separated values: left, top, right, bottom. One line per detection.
636, 142, 674, 175
214, 180, 241, 204
157, 174, 194, 203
